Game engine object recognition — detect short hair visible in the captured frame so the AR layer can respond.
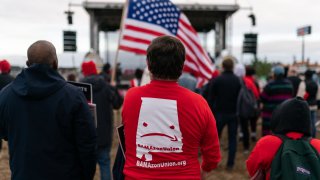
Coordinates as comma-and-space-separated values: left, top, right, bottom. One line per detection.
245, 65, 256, 76
222, 56, 235, 71
305, 69, 314, 79
147, 36, 185, 80
134, 68, 143, 79
102, 63, 111, 73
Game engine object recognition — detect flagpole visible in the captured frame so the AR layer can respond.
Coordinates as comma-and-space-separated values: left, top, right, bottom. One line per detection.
111, 0, 129, 85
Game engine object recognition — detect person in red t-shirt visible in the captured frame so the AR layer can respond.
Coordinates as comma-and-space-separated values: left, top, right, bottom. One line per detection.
247, 97, 320, 180
122, 36, 221, 180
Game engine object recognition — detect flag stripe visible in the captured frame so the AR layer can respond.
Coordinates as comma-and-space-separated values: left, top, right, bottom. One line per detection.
177, 31, 213, 74
122, 29, 157, 42
179, 21, 212, 65
179, 14, 198, 35
120, 39, 149, 50
125, 24, 165, 37
179, 18, 213, 67
119, 45, 147, 55
123, 35, 151, 45
177, 33, 212, 78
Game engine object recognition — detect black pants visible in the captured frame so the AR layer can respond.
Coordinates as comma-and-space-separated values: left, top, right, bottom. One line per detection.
239, 117, 250, 150
239, 115, 258, 150
250, 116, 258, 133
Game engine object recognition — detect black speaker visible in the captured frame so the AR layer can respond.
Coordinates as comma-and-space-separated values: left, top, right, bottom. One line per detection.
243, 33, 258, 54
63, 31, 77, 52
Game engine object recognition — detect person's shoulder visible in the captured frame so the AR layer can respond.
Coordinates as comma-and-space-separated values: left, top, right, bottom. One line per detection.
63, 83, 85, 99
310, 138, 320, 153
125, 86, 144, 98
179, 86, 208, 104
283, 78, 293, 84
255, 135, 282, 148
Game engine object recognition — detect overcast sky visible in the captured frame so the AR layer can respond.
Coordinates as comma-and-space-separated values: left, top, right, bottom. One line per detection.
0, 0, 319, 67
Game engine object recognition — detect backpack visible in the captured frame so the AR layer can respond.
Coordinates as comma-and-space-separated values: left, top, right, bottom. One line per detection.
270, 135, 320, 180
237, 78, 258, 119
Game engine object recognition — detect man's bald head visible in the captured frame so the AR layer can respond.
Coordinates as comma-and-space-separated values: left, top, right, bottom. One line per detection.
27, 40, 58, 70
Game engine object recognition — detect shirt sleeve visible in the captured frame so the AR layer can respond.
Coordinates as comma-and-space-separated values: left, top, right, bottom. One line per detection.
200, 103, 221, 172
73, 92, 97, 180
246, 135, 282, 177
310, 139, 320, 153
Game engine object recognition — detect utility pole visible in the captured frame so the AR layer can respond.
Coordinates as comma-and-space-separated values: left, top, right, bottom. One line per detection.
297, 25, 311, 61
301, 36, 305, 61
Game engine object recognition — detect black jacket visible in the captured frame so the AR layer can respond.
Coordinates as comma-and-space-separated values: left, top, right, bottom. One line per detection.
0, 73, 14, 90
0, 64, 97, 180
288, 76, 301, 96
81, 75, 123, 149
305, 79, 318, 106
207, 71, 241, 114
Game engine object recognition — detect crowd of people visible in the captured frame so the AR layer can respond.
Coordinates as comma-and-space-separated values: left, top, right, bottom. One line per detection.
0, 36, 320, 180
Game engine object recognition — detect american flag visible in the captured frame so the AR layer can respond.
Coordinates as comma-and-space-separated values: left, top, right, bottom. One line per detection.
119, 0, 214, 84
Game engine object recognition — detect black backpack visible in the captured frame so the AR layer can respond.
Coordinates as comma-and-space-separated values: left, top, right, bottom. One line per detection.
237, 78, 258, 119
270, 135, 320, 180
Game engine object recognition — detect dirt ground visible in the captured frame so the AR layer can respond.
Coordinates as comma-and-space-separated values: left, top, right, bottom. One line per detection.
0, 111, 260, 180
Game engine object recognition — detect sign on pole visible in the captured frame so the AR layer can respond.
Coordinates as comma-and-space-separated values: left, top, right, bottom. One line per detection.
297, 25, 311, 61
297, 26, 312, 36
243, 33, 258, 54
63, 31, 77, 52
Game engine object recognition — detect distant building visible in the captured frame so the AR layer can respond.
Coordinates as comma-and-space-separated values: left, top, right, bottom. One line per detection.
292, 59, 320, 74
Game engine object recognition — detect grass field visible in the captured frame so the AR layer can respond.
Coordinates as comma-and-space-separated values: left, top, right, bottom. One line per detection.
0, 111, 261, 180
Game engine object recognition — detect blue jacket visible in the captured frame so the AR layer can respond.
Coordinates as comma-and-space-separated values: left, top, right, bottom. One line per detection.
0, 64, 97, 180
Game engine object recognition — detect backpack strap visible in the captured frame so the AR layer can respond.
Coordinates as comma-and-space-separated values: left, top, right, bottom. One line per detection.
273, 133, 312, 143
237, 77, 244, 86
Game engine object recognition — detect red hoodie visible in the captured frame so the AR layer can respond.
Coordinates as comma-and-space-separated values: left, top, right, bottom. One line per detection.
247, 132, 320, 180
244, 76, 259, 99
122, 80, 221, 180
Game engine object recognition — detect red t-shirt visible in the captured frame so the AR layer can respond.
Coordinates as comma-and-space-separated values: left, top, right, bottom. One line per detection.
246, 132, 320, 180
122, 80, 221, 180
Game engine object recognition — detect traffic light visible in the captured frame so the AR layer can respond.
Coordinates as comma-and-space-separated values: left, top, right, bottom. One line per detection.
243, 33, 258, 54
63, 31, 77, 52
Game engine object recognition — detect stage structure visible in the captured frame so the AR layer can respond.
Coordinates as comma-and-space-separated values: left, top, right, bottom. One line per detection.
83, 1, 239, 59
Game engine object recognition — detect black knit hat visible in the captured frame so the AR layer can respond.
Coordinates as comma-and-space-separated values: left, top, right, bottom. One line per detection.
270, 97, 311, 136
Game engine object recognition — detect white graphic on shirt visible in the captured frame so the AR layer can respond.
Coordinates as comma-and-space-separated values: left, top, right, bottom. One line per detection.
136, 98, 183, 161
